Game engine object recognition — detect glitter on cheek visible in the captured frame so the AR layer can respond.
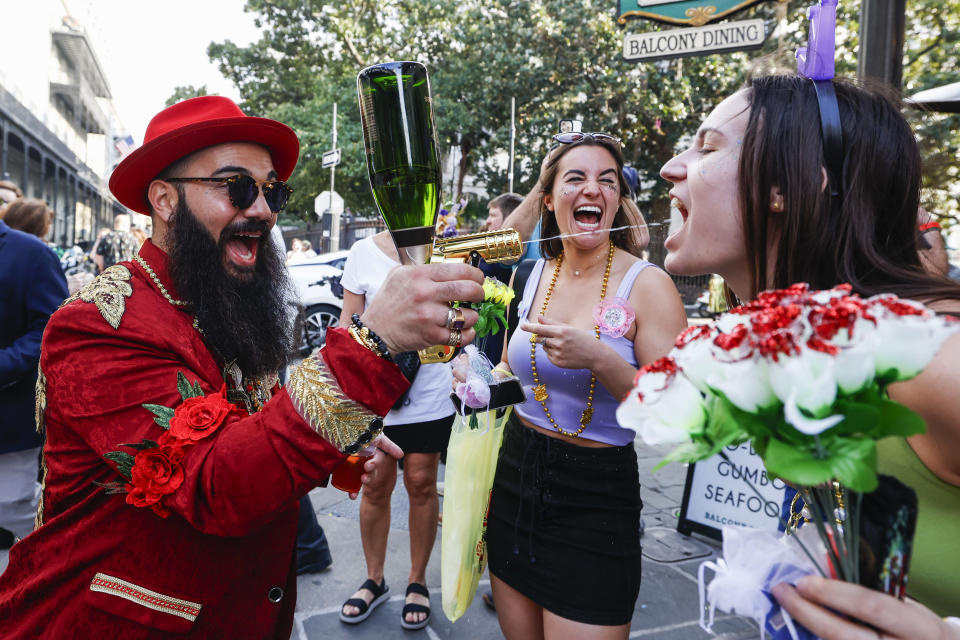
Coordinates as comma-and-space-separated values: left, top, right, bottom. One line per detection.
559, 187, 574, 198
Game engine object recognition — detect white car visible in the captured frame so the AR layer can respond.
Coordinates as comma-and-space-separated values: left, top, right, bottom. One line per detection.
288, 252, 349, 353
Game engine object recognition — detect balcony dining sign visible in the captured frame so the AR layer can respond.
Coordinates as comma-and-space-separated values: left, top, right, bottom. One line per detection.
618, 0, 775, 62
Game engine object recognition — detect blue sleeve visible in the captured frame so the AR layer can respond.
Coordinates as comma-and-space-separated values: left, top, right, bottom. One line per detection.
521, 221, 542, 261
0, 246, 69, 385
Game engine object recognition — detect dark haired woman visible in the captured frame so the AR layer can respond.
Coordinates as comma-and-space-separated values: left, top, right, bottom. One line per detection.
660, 75, 960, 637
482, 133, 687, 639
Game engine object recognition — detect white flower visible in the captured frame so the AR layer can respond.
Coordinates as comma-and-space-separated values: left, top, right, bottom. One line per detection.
784, 389, 844, 435
672, 325, 719, 393
767, 348, 838, 417
868, 299, 960, 381
832, 334, 877, 394
705, 358, 778, 413
715, 312, 751, 334
617, 359, 707, 445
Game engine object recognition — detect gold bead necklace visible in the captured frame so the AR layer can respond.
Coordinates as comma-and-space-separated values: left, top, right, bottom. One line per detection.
134, 256, 203, 334
529, 241, 614, 437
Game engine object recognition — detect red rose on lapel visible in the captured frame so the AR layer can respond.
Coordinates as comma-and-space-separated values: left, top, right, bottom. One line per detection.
125, 441, 186, 515
168, 386, 241, 441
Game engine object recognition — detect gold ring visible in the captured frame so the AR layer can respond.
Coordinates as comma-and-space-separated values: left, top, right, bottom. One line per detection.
452, 307, 465, 330
445, 307, 457, 329
447, 328, 462, 347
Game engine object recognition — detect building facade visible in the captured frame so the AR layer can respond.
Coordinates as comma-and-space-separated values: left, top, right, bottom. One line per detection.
0, 3, 128, 248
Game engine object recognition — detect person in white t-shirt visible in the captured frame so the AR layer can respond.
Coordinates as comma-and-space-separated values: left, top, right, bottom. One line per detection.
337, 231, 454, 630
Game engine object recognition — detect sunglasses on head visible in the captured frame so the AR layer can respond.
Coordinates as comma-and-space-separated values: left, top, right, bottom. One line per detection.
165, 174, 293, 213
551, 132, 622, 146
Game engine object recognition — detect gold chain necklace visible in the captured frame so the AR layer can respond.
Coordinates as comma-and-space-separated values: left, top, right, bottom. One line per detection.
134, 256, 203, 334
529, 241, 614, 437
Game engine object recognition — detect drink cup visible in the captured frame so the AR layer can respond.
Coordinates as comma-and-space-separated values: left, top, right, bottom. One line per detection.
331, 447, 376, 493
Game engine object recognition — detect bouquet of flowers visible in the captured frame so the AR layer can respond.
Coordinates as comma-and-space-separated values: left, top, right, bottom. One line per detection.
616, 283, 958, 636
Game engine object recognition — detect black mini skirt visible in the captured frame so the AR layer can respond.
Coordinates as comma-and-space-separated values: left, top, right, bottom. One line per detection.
486, 414, 643, 626
383, 413, 454, 454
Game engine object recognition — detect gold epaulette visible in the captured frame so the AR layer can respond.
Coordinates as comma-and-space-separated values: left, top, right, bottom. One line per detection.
59, 265, 134, 330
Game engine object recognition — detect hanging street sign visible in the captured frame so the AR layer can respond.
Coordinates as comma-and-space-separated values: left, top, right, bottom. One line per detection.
321, 148, 341, 168
617, 0, 770, 26
623, 18, 765, 61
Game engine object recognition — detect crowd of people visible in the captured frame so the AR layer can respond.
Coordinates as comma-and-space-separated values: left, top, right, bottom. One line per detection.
0, 67, 958, 640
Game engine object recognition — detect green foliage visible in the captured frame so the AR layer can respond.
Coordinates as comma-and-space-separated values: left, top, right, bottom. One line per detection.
176, 371, 204, 401
165, 85, 209, 107
103, 450, 135, 480
141, 403, 174, 429
186, 0, 957, 234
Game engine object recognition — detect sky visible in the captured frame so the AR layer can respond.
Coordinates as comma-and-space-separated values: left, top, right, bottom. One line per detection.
70, 0, 263, 143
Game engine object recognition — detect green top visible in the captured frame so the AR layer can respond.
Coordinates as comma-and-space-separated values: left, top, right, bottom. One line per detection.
877, 436, 960, 616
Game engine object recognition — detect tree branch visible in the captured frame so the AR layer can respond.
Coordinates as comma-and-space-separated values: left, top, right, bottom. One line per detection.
905, 34, 943, 68
340, 30, 366, 67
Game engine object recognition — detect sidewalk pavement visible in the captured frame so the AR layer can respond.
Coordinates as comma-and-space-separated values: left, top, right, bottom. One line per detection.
0, 439, 761, 639
290, 439, 759, 639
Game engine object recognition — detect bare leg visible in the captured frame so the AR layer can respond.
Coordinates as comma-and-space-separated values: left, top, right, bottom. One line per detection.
490, 573, 544, 640
543, 609, 631, 640
401, 451, 441, 624
341, 457, 397, 616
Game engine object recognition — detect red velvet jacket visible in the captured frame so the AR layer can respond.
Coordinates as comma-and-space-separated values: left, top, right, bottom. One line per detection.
0, 241, 408, 638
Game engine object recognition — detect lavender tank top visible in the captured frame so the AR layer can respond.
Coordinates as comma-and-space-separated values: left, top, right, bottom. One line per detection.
507, 258, 654, 446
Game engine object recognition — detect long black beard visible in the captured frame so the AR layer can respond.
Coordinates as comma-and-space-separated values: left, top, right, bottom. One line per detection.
166, 198, 293, 378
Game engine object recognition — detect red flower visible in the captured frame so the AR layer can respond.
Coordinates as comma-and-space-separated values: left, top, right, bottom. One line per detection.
125, 444, 185, 515
168, 387, 241, 441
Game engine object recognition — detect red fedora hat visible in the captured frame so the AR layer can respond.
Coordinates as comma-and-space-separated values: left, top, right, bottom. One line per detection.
109, 96, 299, 214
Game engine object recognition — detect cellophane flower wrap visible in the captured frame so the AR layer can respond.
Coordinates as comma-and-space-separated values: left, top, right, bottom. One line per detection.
616, 283, 959, 638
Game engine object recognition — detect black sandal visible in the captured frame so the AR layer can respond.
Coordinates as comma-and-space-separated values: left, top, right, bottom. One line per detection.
400, 582, 431, 630
339, 578, 389, 624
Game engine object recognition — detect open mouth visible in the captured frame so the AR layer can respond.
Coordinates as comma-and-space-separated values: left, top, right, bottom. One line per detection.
573, 205, 602, 231
224, 231, 262, 268
671, 196, 689, 221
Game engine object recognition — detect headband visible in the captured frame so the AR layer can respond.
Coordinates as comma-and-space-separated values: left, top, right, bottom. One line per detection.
796, 0, 844, 202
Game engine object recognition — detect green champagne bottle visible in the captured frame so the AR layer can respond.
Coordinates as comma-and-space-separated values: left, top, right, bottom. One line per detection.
357, 61, 442, 265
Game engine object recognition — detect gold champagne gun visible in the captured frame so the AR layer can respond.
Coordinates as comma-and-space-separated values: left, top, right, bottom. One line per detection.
418, 228, 523, 364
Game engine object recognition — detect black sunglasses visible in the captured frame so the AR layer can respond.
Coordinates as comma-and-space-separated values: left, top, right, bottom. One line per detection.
552, 132, 622, 145
166, 175, 293, 213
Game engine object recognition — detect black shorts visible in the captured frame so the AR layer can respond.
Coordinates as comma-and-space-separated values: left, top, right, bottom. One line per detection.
383, 413, 455, 455
486, 414, 643, 626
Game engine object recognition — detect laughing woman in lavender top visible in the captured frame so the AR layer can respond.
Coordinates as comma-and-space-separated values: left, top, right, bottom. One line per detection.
476, 133, 687, 640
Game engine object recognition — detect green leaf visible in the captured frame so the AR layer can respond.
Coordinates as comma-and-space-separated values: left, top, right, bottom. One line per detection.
141, 403, 174, 429
762, 435, 879, 493
873, 397, 927, 439
831, 398, 882, 436
177, 371, 194, 400
655, 440, 715, 469
103, 451, 135, 480
762, 438, 834, 488
121, 439, 160, 452
826, 437, 878, 493
193, 381, 204, 397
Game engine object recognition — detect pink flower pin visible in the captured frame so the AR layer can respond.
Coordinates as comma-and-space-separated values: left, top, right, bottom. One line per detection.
593, 297, 635, 338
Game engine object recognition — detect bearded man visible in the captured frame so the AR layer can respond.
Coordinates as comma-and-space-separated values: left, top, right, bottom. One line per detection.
0, 96, 483, 638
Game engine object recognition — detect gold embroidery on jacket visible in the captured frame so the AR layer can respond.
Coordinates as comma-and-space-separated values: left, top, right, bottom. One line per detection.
286, 357, 382, 453
88, 572, 202, 622
61, 265, 133, 330
34, 366, 47, 528
35, 365, 46, 434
